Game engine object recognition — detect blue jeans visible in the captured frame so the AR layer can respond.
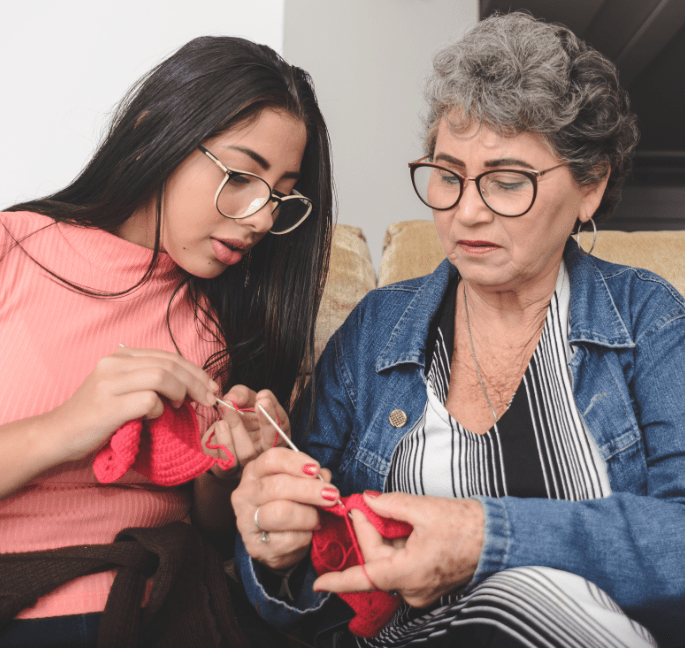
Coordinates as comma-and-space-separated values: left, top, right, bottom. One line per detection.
0, 614, 165, 647
2, 575, 291, 647
1, 614, 103, 648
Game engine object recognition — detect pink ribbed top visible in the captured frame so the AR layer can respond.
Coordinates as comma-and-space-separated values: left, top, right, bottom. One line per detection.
0, 212, 223, 618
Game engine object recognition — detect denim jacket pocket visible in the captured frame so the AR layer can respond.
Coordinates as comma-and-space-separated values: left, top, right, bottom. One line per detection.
570, 345, 647, 494
345, 369, 429, 495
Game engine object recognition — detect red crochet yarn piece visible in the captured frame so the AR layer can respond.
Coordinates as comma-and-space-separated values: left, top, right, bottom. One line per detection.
93, 401, 234, 486
311, 494, 413, 638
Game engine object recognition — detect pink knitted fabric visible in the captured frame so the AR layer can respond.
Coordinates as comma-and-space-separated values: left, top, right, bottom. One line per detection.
94, 401, 234, 486
311, 494, 413, 638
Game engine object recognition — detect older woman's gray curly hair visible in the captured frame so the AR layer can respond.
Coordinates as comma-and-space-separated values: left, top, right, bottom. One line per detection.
424, 12, 639, 224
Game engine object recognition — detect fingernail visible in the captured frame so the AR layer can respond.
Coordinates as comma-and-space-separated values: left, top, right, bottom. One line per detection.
364, 490, 382, 499
209, 381, 220, 393
321, 487, 339, 502
302, 463, 319, 477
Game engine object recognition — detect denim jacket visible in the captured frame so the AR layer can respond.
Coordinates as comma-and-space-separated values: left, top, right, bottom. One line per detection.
236, 240, 685, 646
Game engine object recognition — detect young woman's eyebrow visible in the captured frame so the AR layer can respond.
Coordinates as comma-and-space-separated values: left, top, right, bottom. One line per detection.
225, 145, 300, 179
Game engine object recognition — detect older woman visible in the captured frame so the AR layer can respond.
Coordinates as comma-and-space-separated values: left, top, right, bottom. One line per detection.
231, 12, 684, 648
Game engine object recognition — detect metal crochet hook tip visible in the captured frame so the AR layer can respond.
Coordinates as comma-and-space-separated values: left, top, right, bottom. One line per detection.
256, 404, 298, 451
216, 396, 245, 416
256, 404, 346, 510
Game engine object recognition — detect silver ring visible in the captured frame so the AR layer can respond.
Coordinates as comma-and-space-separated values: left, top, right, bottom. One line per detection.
254, 506, 264, 531
388, 590, 400, 598
255, 506, 269, 542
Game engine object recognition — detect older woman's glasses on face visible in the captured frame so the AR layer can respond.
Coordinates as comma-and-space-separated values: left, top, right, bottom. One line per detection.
199, 145, 313, 235
409, 156, 565, 218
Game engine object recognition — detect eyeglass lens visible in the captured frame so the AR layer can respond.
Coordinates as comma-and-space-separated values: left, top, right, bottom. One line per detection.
412, 165, 536, 217
269, 197, 312, 234
218, 174, 311, 233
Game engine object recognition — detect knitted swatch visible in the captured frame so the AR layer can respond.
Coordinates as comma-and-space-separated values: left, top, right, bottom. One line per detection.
311, 494, 413, 638
94, 401, 234, 486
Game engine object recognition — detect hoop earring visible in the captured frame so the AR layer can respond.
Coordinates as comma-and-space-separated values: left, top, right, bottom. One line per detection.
243, 250, 252, 288
575, 217, 597, 256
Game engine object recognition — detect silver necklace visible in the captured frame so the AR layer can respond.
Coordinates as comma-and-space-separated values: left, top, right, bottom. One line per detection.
463, 285, 499, 426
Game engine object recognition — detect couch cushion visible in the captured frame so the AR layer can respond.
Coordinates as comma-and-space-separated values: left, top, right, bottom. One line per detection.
578, 230, 685, 296
314, 224, 376, 363
378, 220, 685, 296
378, 221, 446, 287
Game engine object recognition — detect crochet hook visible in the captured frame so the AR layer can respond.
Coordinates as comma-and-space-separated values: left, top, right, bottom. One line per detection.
256, 404, 299, 452
216, 397, 245, 415
257, 404, 346, 509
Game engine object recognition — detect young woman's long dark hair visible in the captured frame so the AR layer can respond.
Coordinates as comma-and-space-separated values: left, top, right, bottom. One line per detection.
7, 36, 334, 418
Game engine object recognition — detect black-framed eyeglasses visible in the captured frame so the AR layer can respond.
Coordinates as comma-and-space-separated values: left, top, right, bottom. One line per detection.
408, 155, 566, 217
199, 145, 313, 235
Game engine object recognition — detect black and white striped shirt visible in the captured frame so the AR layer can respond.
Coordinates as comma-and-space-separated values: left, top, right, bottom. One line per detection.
387, 263, 610, 500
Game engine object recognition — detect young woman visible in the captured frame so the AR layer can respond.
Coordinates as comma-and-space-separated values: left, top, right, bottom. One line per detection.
0, 36, 332, 647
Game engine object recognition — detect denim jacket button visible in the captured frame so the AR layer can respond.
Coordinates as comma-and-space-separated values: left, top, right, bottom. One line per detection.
389, 409, 407, 427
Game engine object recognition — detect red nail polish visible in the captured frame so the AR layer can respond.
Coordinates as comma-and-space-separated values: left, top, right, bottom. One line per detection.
321, 487, 339, 502
364, 490, 382, 498
302, 463, 319, 477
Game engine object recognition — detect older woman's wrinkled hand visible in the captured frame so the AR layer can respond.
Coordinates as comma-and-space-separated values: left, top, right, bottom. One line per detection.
313, 491, 484, 608
231, 447, 340, 572
201, 386, 290, 479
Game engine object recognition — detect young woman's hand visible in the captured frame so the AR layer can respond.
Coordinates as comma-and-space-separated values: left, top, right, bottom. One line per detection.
200, 386, 290, 479
193, 388, 294, 549
231, 447, 339, 573
47, 346, 219, 464
312, 491, 484, 608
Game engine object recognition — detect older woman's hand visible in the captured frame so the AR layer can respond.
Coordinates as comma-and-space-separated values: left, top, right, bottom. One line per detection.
313, 491, 484, 608
201, 386, 290, 479
231, 447, 340, 572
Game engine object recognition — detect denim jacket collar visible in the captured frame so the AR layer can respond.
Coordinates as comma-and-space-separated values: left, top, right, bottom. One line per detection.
375, 258, 456, 374
376, 239, 635, 375
565, 240, 635, 349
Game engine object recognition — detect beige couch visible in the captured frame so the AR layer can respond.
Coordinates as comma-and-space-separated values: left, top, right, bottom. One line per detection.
315, 221, 685, 362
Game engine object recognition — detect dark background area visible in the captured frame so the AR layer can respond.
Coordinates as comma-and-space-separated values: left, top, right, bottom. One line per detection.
481, 0, 685, 231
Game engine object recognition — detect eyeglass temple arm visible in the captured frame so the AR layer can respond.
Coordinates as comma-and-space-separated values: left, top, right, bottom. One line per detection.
534, 162, 566, 177
408, 154, 432, 168
198, 145, 230, 173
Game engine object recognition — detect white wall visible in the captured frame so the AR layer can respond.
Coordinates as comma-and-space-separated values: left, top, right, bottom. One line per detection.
2, 0, 479, 268
0, 0, 284, 211
283, 0, 478, 269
